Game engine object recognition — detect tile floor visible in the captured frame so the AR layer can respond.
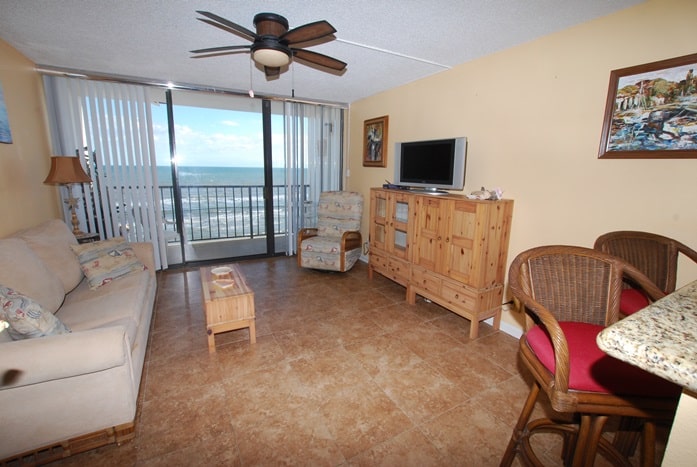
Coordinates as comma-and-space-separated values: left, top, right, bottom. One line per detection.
53, 257, 669, 466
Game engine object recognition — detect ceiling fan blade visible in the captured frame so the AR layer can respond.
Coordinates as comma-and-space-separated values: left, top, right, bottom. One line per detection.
264, 66, 281, 78
196, 10, 256, 41
282, 20, 336, 45
190, 45, 251, 54
191, 51, 249, 59
292, 49, 346, 71
197, 19, 253, 40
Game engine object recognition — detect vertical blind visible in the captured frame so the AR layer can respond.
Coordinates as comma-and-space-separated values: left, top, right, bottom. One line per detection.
43, 76, 168, 269
283, 101, 343, 255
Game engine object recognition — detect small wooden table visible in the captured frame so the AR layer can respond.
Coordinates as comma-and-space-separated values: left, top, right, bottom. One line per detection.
200, 264, 256, 353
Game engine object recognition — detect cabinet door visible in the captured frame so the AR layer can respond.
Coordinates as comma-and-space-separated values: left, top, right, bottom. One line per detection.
386, 192, 411, 259
443, 200, 478, 285
444, 200, 513, 288
476, 200, 514, 287
412, 196, 449, 272
370, 190, 387, 252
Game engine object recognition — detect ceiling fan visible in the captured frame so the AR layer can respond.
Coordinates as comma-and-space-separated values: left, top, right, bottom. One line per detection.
191, 11, 347, 78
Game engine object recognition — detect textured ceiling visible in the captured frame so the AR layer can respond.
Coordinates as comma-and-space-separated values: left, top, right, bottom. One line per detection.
0, 0, 643, 104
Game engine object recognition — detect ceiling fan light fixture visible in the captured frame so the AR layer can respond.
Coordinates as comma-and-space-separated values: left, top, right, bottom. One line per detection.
252, 47, 291, 67
193, 11, 345, 77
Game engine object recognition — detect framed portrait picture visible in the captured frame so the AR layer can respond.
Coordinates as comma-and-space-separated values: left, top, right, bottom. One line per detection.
363, 115, 388, 167
598, 53, 697, 159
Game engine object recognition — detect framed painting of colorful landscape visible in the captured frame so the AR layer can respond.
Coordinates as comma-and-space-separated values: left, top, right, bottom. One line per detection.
598, 53, 697, 159
0, 82, 12, 144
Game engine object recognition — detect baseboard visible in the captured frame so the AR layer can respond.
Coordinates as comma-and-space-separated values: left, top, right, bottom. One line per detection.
483, 317, 523, 339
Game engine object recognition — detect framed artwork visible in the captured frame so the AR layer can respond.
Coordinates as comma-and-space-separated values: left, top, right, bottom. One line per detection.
598, 53, 697, 159
0, 82, 12, 144
363, 115, 388, 167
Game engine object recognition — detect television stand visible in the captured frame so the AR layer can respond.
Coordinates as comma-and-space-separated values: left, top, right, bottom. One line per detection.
368, 187, 514, 338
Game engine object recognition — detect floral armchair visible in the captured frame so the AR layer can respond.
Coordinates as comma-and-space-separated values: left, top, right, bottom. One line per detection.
297, 191, 363, 272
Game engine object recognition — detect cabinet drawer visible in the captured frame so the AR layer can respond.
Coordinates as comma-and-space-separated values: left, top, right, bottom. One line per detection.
411, 266, 441, 295
387, 256, 410, 284
369, 250, 389, 274
441, 279, 477, 310
371, 251, 410, 285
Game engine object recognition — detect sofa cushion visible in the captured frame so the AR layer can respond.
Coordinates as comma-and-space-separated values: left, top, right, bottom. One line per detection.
59, 270, 151, 346
0, 285, 71, 339
0, 238, 65, 313
71, 237, 145, 289
300, 236, 341, 254
17, 219, 84, 293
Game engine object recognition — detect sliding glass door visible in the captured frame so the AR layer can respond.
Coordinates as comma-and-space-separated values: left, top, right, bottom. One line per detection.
152, 90, 283, 264
42, 74, 346, 270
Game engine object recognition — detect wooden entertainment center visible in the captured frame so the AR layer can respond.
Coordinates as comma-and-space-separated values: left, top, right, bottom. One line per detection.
368, 187, 514, 338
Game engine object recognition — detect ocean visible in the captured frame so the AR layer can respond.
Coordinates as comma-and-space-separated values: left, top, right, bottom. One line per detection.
157, 166, 291, 186
155, 166, 308, 241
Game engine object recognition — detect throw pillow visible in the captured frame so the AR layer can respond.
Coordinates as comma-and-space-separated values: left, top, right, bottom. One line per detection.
0, 237, 66, 314
17, 219, 84, 293
70, 237, 146, 289
0, 285, 71, 340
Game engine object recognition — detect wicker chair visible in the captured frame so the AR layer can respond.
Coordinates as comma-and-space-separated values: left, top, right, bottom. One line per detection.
297, 191, 363, 272
594, 230, 697, 316
500, 245, 680, 467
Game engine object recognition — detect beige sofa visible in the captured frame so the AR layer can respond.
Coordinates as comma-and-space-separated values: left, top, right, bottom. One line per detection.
0, 220, 157, 462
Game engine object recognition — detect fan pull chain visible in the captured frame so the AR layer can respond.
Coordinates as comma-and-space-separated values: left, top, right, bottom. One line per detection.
248, 58, 255, 98
291, 60, 295, 98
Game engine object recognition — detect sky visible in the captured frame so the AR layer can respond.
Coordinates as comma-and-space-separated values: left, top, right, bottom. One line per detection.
151, 104, 285, 168
617, 63, 695, 88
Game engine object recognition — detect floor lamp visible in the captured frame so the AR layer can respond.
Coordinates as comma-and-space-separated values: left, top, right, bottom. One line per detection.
43, 155, 92, 236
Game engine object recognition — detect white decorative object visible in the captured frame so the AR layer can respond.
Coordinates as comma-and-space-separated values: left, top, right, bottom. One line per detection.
211, 266, 232, 277
467, 187, 503, 200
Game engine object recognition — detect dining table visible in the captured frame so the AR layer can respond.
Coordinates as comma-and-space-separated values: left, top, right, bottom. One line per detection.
597, 279, 697, 466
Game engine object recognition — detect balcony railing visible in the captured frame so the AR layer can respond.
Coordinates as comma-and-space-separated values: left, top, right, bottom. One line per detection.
159, 184, 309, 242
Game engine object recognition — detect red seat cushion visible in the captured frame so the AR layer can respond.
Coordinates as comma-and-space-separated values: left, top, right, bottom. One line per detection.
620, 288, 650, 315
526, 322, 680, 397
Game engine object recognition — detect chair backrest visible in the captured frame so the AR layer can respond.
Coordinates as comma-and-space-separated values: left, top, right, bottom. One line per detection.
316, 191, 363, 239
510, 246, 639, 328
508, 245, 666, 395
594, 231, 697, 294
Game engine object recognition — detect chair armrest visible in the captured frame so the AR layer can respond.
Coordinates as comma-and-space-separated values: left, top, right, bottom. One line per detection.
298, 228, 318, 242
297, 228, 318, 251
622, 262, 666, 303
342, 231, 363, 251
0, 326, 129, 389
677, 241, 697, 265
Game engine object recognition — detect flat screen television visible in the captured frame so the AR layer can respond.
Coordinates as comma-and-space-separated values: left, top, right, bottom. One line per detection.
394, 137, 467, 192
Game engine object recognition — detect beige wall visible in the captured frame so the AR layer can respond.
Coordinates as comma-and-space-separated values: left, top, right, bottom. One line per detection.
0, 39, 59, 236
347, 0, 697, 332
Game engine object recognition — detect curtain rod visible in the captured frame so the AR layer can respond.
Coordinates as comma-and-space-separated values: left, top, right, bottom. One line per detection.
36, 65, 349, 109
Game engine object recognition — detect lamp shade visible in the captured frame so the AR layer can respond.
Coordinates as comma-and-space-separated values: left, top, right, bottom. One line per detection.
252, 47, 291, 67
43, 156, 91, 185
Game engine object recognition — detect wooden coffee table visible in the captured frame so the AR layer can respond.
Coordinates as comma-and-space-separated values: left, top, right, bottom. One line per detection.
200, 263, 256, 353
